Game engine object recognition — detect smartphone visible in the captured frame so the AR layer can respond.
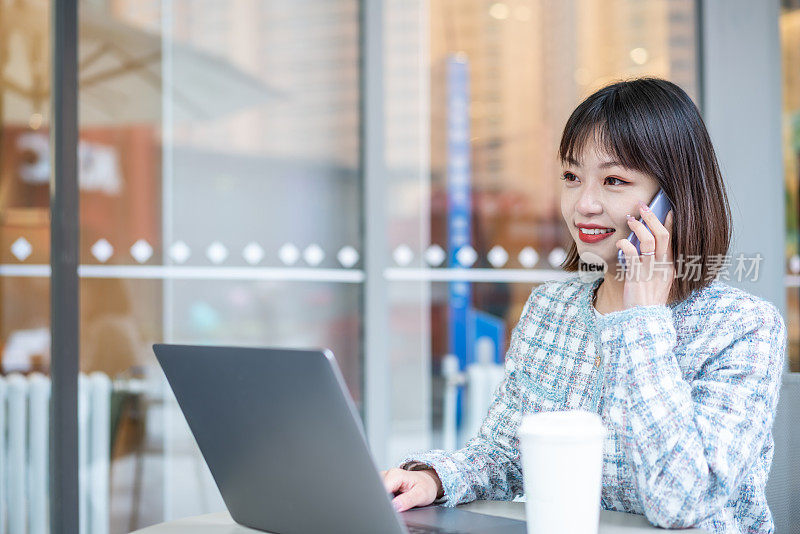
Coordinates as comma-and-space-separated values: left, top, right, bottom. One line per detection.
617, 189, 674, 268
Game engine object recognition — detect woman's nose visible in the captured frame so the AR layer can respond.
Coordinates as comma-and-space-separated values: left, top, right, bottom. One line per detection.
576, 185, 603, 214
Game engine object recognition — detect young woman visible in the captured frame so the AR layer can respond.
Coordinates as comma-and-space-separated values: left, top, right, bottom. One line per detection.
381, 77, 787, 534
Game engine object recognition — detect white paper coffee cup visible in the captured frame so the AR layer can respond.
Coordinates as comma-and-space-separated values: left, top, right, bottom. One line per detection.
518, 410, 605, 534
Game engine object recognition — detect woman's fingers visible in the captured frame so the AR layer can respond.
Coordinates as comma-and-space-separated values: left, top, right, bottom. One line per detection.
616, 201, 676, 307
381, 467, 438, 512
392, 486, 426, 512
623, 202, 676, 282
626, 214, 655, 254
633, 202, 672, 262
616, 238, 641, 280
382, 468, 407, 495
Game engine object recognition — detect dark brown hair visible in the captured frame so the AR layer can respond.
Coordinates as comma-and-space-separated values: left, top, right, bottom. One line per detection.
558, 77, 732, 305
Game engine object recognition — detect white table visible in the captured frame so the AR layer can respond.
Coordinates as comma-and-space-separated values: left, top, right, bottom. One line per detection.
131, 500, 709, 533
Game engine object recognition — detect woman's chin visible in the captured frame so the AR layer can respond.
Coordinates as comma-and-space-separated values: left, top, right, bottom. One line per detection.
577, 245, 612, 260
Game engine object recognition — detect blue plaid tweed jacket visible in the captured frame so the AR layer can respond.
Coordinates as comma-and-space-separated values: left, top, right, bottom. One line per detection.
400, 274, 787, 533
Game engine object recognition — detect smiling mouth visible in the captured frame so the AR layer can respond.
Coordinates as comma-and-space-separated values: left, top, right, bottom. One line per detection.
577, 227, 615, 244
578, 228, 615, 235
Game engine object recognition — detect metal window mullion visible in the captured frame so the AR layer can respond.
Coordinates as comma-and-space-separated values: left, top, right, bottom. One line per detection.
700, 0, 786, 370
49, 1, 80, 533
694, 0, 705, 113
360, 0, 390, 468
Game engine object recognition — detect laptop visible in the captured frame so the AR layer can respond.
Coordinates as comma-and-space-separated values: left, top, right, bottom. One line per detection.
153, 344, 527, 534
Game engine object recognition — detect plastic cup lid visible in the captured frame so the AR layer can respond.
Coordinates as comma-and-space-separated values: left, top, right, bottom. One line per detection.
518, 410, 605, 440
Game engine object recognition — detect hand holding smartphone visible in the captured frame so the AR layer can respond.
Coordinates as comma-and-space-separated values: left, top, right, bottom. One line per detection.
617, 189, 674, 268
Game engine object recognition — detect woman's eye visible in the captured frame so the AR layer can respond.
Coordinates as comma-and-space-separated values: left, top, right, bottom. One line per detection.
560, 173, 627, 185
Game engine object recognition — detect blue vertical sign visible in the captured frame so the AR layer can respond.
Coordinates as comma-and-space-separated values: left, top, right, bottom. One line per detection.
446, 55, 471, 425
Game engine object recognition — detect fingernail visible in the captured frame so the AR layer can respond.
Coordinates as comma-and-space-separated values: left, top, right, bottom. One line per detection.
625, 214, 632, 220
392, 501, 402, 512
639, 201, 650, 211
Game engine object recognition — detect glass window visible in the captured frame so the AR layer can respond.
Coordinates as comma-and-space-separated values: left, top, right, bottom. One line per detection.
5, 1, 702, 531
781, 0, 800, 372
384, 0, 699, 460
0, 1, 52, 532
78, 0, 360, 530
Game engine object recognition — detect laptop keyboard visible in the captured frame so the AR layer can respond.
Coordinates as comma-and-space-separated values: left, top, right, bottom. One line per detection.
405, 524, 462, 534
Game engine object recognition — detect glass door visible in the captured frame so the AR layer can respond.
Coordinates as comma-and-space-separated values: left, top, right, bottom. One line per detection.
76, 1, 362, 530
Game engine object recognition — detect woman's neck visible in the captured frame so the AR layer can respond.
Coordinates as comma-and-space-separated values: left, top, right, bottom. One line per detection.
593, 275, 626, 314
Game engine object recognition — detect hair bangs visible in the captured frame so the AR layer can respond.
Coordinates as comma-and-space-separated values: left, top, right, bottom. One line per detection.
558, 92, 652, 174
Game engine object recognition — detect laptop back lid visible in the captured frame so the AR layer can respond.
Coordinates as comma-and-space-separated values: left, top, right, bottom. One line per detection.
153, 344, 407, 534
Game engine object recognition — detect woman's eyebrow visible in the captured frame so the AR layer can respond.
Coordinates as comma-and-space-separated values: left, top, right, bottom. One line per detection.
598, 160, 624, 169
563, 157, 626, 170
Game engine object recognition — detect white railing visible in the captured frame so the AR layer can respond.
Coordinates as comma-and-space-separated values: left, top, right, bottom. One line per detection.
441, 337, 506, 450
0, 372, 111, 534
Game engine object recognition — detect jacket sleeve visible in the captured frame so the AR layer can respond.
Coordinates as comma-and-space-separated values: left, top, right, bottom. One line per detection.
397, 286, 545, 506
595, 298, 787, 529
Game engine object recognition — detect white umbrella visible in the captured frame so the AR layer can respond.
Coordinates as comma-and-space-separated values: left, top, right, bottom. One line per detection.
1, 0, 278, 126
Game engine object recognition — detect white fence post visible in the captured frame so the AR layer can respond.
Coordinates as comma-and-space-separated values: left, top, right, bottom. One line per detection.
7, 374, 28, 533
28, 373, 50, 534
88, 373, 110, 534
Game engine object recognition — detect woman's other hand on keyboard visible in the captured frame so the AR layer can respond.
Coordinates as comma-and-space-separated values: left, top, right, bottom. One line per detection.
381, 467, 444, 512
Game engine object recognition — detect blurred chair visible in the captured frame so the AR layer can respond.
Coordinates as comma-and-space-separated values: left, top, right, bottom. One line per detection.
766, 372, 800, 534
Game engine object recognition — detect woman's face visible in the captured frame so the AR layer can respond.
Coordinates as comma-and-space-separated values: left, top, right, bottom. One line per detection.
560, 137, 661, 267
